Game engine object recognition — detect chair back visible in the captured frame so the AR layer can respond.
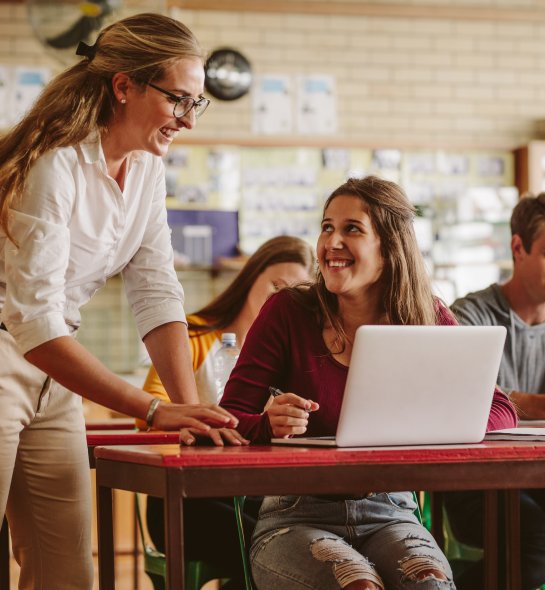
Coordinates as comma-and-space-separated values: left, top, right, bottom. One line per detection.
134, 493, 248, 590
233, 496, 254, 590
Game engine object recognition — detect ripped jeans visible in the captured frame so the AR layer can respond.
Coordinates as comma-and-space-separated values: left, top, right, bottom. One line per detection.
250, 493, 455, 590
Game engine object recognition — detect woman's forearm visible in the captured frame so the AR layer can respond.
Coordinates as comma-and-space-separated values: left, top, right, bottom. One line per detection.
143, 321, 199, 404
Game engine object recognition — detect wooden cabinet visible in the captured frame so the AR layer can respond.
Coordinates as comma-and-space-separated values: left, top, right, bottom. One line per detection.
514, 141, 545, 197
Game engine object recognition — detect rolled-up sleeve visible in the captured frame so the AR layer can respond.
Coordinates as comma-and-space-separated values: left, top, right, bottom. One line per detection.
3, 152, 75, 353
122, 161, 186, 339
4, 212, 71, 352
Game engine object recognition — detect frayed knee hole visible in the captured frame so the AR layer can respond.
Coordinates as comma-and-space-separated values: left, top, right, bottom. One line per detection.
310, 538, 384, 589
400, 555, 451, 583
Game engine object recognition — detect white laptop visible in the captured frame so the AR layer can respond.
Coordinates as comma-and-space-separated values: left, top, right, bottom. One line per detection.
272, 325, 506, 447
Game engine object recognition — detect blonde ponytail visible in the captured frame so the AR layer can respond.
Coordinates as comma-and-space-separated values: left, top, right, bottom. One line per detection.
0, 13, 202, 242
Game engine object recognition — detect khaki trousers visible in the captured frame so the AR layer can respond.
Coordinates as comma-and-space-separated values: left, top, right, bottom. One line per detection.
0, 329, 93, 590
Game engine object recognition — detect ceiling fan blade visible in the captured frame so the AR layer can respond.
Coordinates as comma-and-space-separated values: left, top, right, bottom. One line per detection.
45, 14, 102, 49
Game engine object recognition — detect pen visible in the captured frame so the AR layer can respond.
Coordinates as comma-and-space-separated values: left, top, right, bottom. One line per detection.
268, 386, 316, 412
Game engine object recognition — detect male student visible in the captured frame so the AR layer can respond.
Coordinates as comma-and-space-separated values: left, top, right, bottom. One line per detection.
444, 193, 545, 590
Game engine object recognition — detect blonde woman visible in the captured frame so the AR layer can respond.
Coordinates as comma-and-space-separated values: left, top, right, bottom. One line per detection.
0, 14, 236, 589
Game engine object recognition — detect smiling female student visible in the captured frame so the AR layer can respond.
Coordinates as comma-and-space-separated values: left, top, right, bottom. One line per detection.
219, 176, 517, 590
0, 14, 237, 589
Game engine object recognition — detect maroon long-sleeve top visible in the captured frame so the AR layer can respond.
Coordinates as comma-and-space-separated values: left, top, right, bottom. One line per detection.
220, 290, 517, 443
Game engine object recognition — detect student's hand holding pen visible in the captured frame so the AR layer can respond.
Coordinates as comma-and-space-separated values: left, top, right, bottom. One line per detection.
267, 386, 320, 438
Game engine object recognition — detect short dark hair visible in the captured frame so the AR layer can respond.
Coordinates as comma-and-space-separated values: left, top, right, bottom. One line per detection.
511, 193, 545, 252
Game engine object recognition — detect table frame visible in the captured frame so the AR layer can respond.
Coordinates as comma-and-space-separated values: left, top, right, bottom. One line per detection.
95, 442, 545, 590
1, 429, 178, 590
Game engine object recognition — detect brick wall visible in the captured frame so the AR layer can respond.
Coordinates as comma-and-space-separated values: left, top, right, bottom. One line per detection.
1, 1, 544, 147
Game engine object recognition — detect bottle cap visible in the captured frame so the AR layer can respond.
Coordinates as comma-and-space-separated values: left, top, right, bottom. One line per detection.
221, 332, 237, 345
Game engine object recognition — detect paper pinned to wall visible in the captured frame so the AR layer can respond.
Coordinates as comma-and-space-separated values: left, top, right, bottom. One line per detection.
252, 75, 293, 135
11, 66, 50, 125
0, 67, 12, 128
296, 74, 337, 135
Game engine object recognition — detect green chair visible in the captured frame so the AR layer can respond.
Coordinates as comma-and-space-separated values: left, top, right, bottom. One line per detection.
433, 495, 545, 589
135, 494, 252, 590
441, 502, 483, 563
419, 492, 486, 580
135, 493, 232, 590
233, 496, 254, 590
441, 501, 484, 579
418, 491, 432, 532
412, 491, 424, 524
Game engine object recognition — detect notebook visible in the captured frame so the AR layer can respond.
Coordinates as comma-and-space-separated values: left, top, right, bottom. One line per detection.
272, 325, 506, 447
484, 427, 545, 441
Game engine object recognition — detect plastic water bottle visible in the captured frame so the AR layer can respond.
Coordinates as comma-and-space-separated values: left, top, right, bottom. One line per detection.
213, 333, 240, 400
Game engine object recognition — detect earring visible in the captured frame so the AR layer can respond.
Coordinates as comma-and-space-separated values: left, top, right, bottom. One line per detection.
120, 98, 126, 104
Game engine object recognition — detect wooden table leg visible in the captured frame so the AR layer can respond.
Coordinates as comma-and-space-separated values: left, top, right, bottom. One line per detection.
0, 516, 9, 590
165, 484, 185, 590
505, 489, 520, 590
484, 490, 498, 590
97, 483, 115, 590
132, 495, 139, 590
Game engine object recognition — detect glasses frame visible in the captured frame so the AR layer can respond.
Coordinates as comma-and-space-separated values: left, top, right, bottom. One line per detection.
146, 82, 210, 120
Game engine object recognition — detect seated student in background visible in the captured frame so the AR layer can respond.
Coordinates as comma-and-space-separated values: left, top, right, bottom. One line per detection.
141, 235, 315, 590
444, 194, 545, 590
219, 176, 517, 590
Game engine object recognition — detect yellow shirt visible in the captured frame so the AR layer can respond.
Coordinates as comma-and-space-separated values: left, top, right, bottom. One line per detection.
136, 315, 222, 429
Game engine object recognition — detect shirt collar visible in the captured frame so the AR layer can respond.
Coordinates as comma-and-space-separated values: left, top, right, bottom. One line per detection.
79, 132, 105, 166
79, 133, 145, 170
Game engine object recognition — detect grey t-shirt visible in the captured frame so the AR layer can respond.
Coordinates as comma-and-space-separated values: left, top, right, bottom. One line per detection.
451, 283, 545, 394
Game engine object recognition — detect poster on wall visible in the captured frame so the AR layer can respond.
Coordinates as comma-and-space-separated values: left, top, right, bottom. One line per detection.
252, 75, 293, 135
0, 66, 11, 128
11, 66, 50, 125
296, 74, 337, 135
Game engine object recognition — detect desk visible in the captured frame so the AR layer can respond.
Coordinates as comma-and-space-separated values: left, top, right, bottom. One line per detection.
87, 431, 180, 590
95, 441, 545, 590
0, 429, 179, 590
86, 430, 179, 468
86, 418, 136, 431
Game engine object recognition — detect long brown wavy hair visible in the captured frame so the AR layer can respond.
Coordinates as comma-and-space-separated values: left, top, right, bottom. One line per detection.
290, 176, 437, 349
189, 235, 315, 334
0, 13, 202, 243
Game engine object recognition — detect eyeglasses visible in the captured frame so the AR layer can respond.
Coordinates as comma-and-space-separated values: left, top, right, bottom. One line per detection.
147, 82, 210, 120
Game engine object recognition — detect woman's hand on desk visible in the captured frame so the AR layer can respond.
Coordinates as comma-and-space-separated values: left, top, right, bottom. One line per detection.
153, 402, 238, 432
179, 427, 249, 446
267, 392, 319, 438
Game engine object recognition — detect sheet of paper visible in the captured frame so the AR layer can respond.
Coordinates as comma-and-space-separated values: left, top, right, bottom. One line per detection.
252, 75, 293, 135
296, 74, 337, 135
485, 428, 545, 441
11, 66, 50, 125
0, 66, 11, 128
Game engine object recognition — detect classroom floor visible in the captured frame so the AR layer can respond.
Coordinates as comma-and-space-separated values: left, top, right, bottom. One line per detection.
9, 554, 153, 590
9, 554, 221, 589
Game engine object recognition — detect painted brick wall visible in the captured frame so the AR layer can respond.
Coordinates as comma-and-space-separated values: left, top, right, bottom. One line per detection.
1, 1, 544, 147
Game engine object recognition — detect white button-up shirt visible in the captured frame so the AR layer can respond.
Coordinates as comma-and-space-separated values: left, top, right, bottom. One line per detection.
0, 135, 185, 354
